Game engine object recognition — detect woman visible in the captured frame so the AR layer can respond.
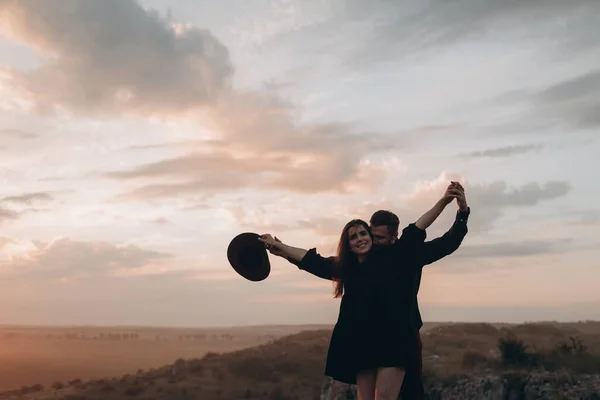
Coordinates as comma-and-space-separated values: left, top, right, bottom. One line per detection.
259, 188, 461, 400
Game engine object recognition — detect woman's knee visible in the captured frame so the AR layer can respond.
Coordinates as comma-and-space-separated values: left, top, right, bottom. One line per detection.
356, 369, 377, 400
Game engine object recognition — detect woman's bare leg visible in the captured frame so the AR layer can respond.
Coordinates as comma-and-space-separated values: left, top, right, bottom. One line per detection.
356, 369, 377, 400
374, 367, 405, 400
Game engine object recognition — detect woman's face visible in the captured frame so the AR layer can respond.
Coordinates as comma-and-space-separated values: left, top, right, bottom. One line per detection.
346, 224, 372, 256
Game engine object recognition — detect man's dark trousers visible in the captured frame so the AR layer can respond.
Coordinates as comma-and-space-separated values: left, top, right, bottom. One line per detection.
399, 329, 424, 399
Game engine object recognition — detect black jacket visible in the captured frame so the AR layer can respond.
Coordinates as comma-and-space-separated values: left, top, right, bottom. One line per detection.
287, 208, 470, 329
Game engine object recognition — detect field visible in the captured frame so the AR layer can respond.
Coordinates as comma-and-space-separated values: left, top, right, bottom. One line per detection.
1, 321, 600, 399
0, 324, 330, 392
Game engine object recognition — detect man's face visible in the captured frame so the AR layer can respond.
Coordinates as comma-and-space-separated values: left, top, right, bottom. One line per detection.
370, 225, 396, 245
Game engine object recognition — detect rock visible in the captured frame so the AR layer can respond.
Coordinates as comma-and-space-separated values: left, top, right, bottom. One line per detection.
321, 377, 356, 400
320, 372, 600, 399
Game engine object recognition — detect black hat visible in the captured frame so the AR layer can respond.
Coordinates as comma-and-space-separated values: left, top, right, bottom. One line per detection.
227, 232, 271, 281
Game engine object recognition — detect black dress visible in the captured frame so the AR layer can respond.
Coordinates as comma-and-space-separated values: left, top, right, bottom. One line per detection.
297, 223, 426, 384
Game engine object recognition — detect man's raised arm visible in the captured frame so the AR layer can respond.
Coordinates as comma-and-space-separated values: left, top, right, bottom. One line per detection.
414, 183, 464, 230
420, 184, 470, 266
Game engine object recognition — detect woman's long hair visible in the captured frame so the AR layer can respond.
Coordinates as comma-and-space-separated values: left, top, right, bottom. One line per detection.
332, 219, 372, 298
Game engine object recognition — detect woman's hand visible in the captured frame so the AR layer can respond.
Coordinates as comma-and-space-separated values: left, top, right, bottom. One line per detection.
259, 234, 287, 257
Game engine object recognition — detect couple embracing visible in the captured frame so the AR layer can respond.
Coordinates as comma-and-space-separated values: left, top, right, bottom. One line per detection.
259, 182, 470, 400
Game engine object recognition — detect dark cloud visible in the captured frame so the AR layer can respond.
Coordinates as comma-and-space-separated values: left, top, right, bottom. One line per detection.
1, 0, 409, 196
343, 0, 600, 68
3, 237, 173, 280
0, 0, 233, 115
538, 70, 600, 104
103, 126, 402, 198
403, 176, 571, 233
471, 181, 570, 209
0, 206, 19, 222
564, 210, 600, 227
459, 144, 544, 158
1, 191, 53, 205
530, 69, 600, 130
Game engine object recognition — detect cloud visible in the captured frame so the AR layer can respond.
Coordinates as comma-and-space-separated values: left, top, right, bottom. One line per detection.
0, 128, 37, 139
221, 194, 401, 241
0, 0, 233, 115
107, 149, 390, 198
404, 172, 570, 232
492, 70, 600, 133
149, 217, 170, 225
532, 69, 600, 130
454, 239, 573, 259
564, 210, 600, 227
0, 237, 174, 281
459, 144, 544, 158
0, 192, 55, 223
124, 139, 224, 151
341, 0, 600, 69
248, 293, 333, 304
1, 191, 53, 205
221, 171, 573, 251
406, 172, 569, 208
0, 236, 15, 249
0, 206, 19, 223
0, 0, 405, 196
186, 268, 240, 282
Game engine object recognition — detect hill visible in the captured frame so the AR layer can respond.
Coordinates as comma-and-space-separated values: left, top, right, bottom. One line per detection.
2, 321, 600, 399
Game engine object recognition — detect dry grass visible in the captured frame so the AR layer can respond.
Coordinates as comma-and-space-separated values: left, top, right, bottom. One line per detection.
421, 321, 600, 382
1, 321, 599, 400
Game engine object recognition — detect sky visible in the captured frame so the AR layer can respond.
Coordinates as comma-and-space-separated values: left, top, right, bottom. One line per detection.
0, 0, 599, 327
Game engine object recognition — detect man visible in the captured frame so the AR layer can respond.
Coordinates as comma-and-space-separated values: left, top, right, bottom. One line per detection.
268, 181, 470, 399
368, 183, 469, 399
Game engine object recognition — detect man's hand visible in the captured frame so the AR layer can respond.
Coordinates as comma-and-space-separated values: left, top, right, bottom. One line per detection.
450, 181, 468, 211
441, 182, 463, 205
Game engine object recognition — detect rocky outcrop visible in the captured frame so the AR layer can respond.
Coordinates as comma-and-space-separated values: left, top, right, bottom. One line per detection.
320, 372, 600, 399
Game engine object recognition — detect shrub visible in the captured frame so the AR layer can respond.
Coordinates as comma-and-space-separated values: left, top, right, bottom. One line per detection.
52, 381, 65, 390
102, 384, 115, 392
498, 335, 532, 367
538, 337, 600, 374
553, 336, 588, 356
124, 385, 145, 396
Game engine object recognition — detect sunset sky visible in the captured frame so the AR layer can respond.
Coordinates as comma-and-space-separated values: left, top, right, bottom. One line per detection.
0, 0, 599, 327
